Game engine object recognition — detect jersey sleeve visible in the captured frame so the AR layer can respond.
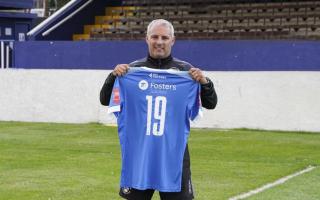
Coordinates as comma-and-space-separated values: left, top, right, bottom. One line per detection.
107, 77, 122, 117
188, 83, 202, 121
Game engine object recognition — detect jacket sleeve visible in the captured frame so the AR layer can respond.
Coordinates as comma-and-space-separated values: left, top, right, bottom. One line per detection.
200, 77, 218, 109
100, 72, 116, 106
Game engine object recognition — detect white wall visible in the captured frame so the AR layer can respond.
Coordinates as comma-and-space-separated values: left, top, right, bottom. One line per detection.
0, 69, 319, 132
205, 71, 320, 132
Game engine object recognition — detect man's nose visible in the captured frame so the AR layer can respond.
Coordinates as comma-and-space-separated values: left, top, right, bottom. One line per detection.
155, 38, 164, 44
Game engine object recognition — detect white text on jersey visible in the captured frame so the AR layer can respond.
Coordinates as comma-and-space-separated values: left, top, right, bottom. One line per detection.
150, 83, 177, 91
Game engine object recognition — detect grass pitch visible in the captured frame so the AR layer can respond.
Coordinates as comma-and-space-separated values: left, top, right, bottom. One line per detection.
0, 122, 319, 200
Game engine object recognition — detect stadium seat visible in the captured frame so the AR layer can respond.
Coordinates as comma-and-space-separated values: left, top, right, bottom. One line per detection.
72, 0, 320, 41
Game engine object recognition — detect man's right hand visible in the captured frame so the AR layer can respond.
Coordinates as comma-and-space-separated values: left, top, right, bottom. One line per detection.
112, 64, 129, 76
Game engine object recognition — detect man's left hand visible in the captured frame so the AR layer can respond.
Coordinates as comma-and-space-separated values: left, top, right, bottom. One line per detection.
189, 67, 208, 84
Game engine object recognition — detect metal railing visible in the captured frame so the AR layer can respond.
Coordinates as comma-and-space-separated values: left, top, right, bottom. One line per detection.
0, 41, 13, 69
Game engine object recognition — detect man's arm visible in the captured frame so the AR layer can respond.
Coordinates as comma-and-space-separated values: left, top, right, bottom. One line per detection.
200, 78, 217, 109
100, 73, 116, 106
100, 64, 129, 106
189, 67, 217, 110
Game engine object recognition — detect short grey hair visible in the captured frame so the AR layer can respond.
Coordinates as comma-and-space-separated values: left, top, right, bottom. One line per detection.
146, 19, 175, 37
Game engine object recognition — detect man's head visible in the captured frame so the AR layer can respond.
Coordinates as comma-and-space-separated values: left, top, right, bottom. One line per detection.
146, 19, 175, 59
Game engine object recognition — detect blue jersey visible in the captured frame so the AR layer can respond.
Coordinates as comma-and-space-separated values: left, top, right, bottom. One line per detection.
108, 67, 201, 192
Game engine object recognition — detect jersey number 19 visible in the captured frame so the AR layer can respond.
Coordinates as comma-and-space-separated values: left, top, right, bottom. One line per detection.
146, 95, 167, 136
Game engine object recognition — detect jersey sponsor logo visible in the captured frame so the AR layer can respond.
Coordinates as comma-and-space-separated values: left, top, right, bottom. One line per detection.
150, 82, 176, 91
138, 80, 149, 90
139, 80, 177, 91
149, 73, 166, 79
113, 88, 120, 104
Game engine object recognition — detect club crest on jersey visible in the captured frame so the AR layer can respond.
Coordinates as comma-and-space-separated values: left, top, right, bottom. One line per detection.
113, 88, 120, 104
138, 80, 149, 90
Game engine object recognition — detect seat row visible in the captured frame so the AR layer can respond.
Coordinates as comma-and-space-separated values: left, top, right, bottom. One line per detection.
73, 1, 320, 41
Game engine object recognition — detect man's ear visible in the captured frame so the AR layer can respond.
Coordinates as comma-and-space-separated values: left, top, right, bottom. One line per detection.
171, 36, 176, 46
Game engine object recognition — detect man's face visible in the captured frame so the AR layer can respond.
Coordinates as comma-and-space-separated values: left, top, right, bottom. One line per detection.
146, 25, 175, 59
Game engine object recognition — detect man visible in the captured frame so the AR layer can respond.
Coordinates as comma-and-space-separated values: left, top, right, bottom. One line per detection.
100, 19, 217, 200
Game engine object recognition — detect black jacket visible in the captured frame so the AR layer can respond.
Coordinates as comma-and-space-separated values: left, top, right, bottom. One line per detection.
99, 55, 218, 171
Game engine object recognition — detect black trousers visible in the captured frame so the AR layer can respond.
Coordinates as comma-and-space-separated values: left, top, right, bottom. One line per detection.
119, 145, 194, 200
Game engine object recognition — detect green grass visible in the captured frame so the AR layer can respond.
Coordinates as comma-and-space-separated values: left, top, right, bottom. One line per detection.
248, 167, 320, 200
0, 122, 320, 200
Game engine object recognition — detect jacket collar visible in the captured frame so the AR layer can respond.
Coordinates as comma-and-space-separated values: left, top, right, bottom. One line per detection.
147, 54, 173, 68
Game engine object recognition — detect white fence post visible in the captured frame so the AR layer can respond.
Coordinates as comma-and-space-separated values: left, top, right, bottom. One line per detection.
6, 44, 10, 68
0, 41, 4, 69
0, 41, 13, 69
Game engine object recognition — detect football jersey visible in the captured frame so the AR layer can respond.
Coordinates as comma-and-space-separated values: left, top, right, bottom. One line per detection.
108, 67, 201, 192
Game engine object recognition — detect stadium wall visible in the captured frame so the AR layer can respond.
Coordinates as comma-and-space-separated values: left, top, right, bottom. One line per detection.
0, 69, 319, 132
13, 41, 320, 70
0, 0, 34, 9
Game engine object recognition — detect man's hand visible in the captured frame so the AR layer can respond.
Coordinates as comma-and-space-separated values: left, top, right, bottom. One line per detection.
189, 67, 208, 84
112, 64, 129, 76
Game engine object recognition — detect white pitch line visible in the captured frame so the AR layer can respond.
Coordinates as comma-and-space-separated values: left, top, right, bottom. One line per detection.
229, 165, 316, 200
